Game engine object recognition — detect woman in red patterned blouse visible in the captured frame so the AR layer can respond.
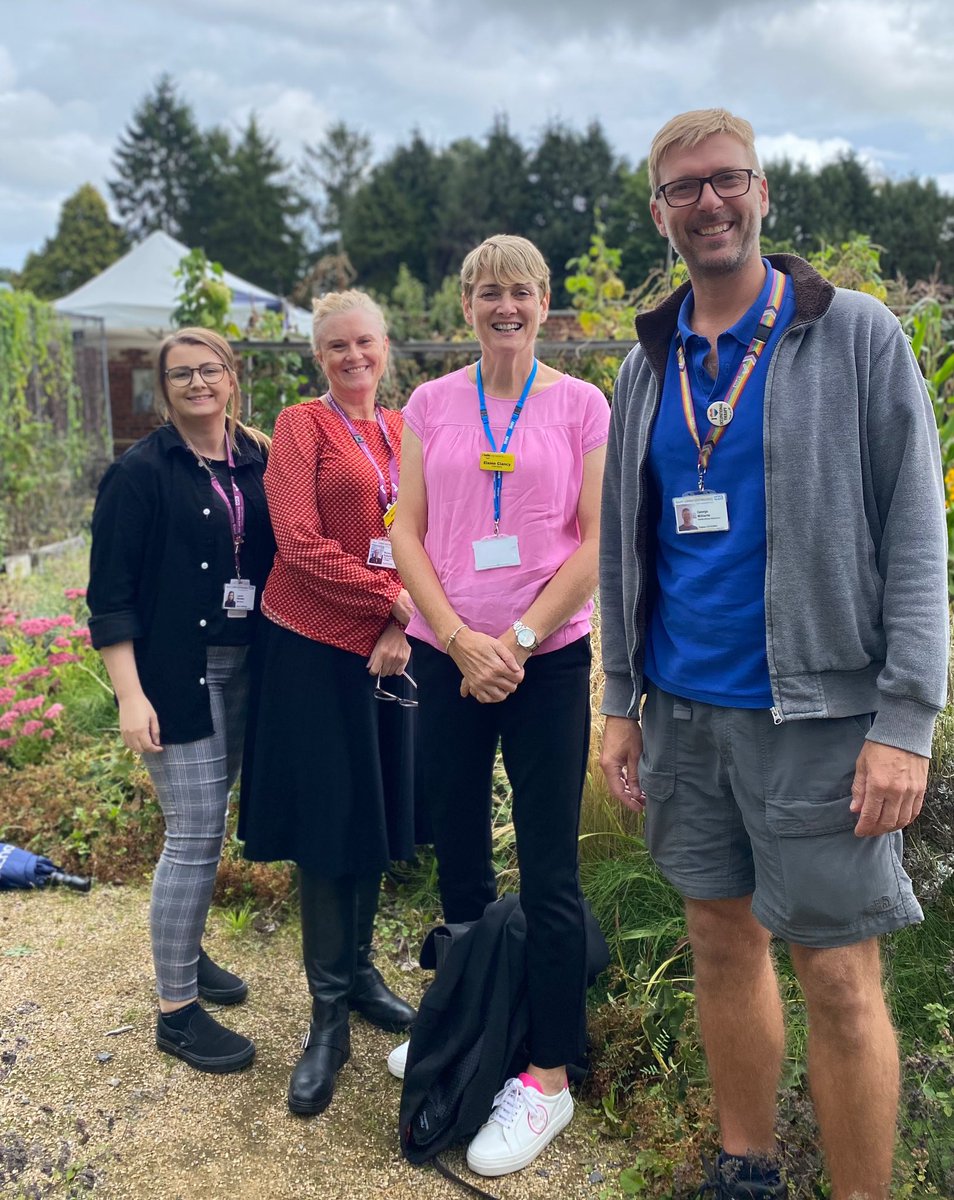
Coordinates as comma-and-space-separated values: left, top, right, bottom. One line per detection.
240, 290, 417, 1116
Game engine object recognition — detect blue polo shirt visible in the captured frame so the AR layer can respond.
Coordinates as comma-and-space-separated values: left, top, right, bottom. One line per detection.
644, 260, 796, 708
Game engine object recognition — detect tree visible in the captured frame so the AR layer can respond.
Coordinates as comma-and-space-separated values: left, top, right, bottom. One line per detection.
201, 116, 307, 295
526, 121, 623, 304
109, 75, 203, 240
342, 131, 444, 292
18, 184, 126, 299
301, 121, 372, 250
434, 117, 534, 277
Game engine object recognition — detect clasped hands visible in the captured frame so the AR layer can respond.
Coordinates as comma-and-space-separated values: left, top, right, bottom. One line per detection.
450, 626, 530, 704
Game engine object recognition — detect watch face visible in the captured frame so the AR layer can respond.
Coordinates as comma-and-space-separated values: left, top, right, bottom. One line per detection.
516, 628, 536, 649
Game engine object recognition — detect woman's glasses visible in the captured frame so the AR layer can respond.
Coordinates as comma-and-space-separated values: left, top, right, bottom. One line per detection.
165, 363, 227, 388
373, 670, 418, 708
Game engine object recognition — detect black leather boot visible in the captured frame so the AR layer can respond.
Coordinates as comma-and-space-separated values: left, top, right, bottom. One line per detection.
287, 998, 350, 1116
349, 873, 417, 1033
288, 872, 355, 1116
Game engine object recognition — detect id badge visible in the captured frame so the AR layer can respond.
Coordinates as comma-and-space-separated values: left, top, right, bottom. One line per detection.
472, 534, 521, 571
673, 492, 729, 534
223, 579, 255, 618
383, 502, 397, 530
479, 452, 515, 472
367, 538, 395, 568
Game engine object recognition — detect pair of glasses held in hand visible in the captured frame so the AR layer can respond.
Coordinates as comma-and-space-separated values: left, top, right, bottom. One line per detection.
374, 670, 418, 708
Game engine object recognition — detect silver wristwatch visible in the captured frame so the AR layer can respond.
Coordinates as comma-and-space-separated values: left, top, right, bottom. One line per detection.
512, 620, 539, 652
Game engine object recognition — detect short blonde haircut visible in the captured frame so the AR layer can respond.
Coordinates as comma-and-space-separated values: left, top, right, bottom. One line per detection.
460, 235, 550, 300
312, 289, 387, 353
648, 109, 760, 191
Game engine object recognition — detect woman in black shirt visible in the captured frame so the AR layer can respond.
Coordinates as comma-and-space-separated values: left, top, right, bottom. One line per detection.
88, 328, 275, 1073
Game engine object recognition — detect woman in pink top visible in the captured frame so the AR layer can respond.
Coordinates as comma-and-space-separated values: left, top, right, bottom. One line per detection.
390, 235, 609, 1178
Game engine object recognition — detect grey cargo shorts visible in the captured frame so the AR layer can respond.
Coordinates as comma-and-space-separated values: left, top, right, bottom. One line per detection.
638, 682, 923, 948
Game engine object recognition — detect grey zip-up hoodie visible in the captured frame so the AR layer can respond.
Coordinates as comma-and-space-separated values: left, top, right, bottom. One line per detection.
599, 253, 948, 758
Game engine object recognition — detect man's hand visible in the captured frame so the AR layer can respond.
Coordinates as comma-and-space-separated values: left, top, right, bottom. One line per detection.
850, 740, 928, 837
599, 715, 645, 812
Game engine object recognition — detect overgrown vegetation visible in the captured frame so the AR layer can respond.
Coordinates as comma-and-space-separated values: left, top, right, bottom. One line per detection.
0, 292, 104, 557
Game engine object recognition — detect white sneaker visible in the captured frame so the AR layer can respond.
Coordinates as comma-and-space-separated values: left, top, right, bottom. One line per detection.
387, 1038, 409, 1080
466, 1073, 573, 1177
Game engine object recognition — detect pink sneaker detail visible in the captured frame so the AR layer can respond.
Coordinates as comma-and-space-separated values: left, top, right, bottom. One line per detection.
518, 1072, 543, 1092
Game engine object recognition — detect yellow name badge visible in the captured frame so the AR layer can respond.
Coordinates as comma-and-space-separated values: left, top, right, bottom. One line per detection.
479, 452, 515, 472
383, 502, 397, 529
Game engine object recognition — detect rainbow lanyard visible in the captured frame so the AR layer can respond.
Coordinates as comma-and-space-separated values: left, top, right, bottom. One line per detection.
676, 267, 787, 491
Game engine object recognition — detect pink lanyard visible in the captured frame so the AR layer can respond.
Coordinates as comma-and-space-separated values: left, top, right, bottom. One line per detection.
203, 438, 245, 576
328, 396, 399, 513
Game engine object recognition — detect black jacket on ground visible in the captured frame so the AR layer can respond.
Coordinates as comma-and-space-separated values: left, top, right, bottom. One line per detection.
399, 894, 609, 1165
88, 424, 275, 744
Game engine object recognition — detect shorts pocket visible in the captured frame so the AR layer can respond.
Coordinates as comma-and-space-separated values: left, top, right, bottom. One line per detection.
638, 763, 675, 803
765, 793, 857, 837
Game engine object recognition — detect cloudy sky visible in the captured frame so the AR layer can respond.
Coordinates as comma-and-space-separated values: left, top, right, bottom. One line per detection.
3, 0, 952, 272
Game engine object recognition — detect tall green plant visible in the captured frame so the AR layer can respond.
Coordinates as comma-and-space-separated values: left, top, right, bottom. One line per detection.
171, 248, 237, 334
903, 298, 954, 589
0, 292, 92, 555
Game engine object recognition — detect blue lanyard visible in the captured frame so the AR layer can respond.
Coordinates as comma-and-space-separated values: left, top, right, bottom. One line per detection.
476, 358, 537, 533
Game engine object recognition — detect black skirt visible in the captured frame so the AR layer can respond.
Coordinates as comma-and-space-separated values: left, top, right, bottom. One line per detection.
239, 617, 417, 876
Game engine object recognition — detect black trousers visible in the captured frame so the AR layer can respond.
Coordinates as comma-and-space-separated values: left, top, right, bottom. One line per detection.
412, 635, 592, 1068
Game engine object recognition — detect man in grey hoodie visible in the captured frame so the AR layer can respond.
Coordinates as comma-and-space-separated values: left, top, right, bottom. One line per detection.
599, 108, 948, 1200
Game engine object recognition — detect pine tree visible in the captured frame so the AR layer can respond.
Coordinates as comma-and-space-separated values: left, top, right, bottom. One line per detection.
301, 121, 372, 250
18, 184, 126, 299
201, 116, 306, 295
109, 75, 203, 240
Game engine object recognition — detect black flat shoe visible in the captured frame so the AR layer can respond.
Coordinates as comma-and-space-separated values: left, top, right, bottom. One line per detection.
156, 1003, 255, 1074
196, 948, 248, 1006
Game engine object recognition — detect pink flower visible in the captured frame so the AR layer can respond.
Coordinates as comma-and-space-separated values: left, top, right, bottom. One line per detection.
73, 628, 91, 641
27, 666, 51, 679
20, 720, 43, 736
23, 696, 45, 712
63, 587, 87, 600
43, 703, 64, 720
52, 636, 72, 649
0, 712, 17, 731
0, 687, 15, 704
0, 654, 15, 667
48, 652, 81, 665
18, 618, 53, 637
1, 613, 18, 627
40, 728, 55, 740
0, 737, 14, 750
54, 614, 75, 628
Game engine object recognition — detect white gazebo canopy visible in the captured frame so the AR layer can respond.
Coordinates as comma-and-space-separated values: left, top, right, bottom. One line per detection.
54, 230, 312, 344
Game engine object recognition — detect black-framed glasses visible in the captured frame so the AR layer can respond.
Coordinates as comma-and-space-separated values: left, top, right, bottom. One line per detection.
374, 670, 418, 708
655, 168, 761, 209
165, 362, 227, 388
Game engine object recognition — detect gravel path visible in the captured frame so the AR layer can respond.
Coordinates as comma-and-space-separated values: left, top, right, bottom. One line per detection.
0, 886, 623, 1200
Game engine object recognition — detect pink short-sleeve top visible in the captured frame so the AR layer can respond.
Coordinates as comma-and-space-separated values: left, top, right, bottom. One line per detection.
402, 367, 610, 655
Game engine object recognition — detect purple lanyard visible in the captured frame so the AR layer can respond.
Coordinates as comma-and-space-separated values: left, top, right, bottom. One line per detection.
328, 396, 399, 513
204, 438, 245, 576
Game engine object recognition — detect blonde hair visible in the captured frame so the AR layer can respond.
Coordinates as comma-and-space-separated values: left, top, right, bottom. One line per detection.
459, 235, 550, 300
157, 327, 269, 451
648, 109, 760, 191
311, 289, 388, 353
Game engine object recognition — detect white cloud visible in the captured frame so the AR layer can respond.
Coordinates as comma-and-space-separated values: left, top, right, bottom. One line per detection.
756, 133, 877, 172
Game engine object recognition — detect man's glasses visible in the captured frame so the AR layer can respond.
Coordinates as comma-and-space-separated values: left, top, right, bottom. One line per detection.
655, 168, 761, 209
374, 670, 418, 708
165, 363, 227, 388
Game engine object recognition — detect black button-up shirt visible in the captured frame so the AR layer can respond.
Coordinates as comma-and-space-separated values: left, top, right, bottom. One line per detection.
88, 423, 275, 744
